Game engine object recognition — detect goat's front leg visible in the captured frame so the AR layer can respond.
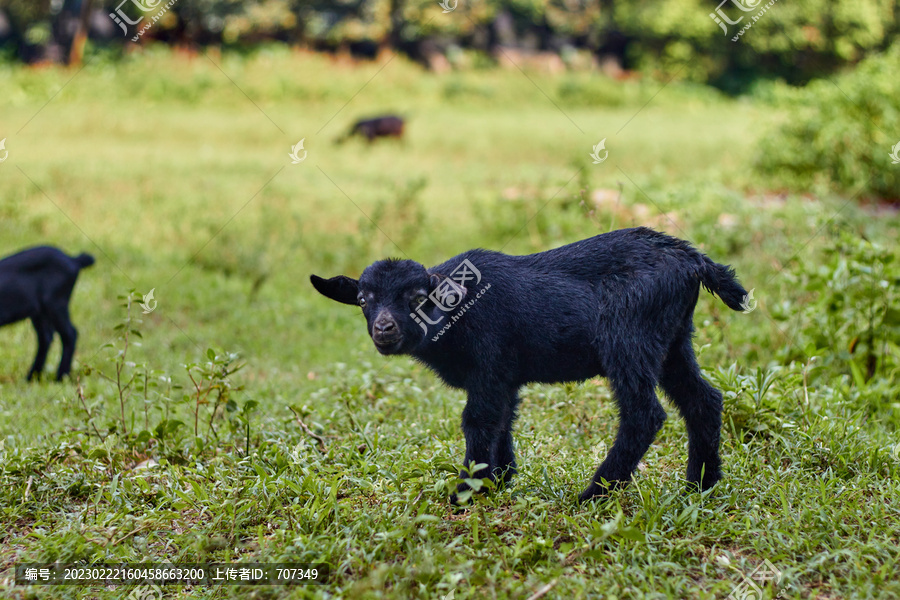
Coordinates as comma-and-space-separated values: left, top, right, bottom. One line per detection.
452, 386, 516, 504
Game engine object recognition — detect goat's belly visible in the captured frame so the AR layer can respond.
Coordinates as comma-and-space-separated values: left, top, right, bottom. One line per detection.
521, 345, 603, 384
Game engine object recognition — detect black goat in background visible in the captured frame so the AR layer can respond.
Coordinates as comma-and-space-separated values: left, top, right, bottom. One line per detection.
335, 115, 405, 143
312, 227, 748, 503
0, 246, 95, 381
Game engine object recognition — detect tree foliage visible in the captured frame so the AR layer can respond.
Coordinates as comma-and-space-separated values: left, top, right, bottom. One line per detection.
0, 0, 898, 90
755, 44, 900, 200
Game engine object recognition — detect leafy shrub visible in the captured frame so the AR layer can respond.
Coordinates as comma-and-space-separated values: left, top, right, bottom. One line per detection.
771, 230, 900, 425
797, 232, 899, 379
754, 44, 900, 201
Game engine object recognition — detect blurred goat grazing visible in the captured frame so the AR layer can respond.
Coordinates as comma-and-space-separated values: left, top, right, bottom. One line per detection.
335, 115, 405, 143
0, 246, 95, 381
311, 227, 748, 503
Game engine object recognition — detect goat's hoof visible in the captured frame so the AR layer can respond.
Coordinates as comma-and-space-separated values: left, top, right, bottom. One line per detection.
578, 487, 611, 503
579, 476, 629, 502
685, 477, 720, 494
449, 490, 477, 512
449, 495, 471, 511
686, 466, 721, 493
496, 466, 517, 485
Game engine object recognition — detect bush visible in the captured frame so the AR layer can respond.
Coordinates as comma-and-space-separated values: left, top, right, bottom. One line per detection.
754, 44, 900, 201
771, 229, 900, 425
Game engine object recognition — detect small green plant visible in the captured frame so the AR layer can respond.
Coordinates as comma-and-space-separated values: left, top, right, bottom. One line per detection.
710, 363, 792, 439
76, 291, 255, 457
94, 291, 147, 438
185, 348, 245, 449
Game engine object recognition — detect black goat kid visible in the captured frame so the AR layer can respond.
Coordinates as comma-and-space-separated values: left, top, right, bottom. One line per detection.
311, 228, 747, 502
0, 246, 95, 381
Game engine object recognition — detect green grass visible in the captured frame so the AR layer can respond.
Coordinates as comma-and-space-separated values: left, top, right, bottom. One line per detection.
0, 49, 898, 599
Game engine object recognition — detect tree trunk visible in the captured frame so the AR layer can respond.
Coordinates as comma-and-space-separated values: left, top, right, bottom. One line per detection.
69, 0, 94, 66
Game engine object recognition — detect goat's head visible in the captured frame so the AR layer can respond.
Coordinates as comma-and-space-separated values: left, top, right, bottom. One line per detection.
311, 259, 461, 355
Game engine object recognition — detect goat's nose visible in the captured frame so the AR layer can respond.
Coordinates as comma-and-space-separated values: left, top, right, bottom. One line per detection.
374, 319, 397, 334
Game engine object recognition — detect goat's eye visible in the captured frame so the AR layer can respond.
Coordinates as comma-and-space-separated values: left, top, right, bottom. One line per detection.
412, 294, 428, 307
358, 297, 367, 308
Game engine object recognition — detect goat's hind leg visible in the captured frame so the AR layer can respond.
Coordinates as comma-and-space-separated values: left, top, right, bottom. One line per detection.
27, 316, 54, 381
580, 365, 666, 502
659, 334, 723, 491
491, 395, 521, 485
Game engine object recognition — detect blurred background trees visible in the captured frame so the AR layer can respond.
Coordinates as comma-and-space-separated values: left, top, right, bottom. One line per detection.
1, 0, 897, 92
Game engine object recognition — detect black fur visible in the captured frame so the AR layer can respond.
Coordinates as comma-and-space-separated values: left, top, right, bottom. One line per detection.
335, 115, 405, 143
311, 227, 747, 502
0, 246, 94, 381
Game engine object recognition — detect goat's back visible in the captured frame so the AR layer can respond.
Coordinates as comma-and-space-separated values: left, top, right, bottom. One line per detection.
521, 227, 705, 280
0, 246, 86, 275
0, 246, 91, 325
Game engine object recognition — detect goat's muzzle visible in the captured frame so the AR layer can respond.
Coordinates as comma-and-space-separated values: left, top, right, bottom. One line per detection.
372, 312, 403, 352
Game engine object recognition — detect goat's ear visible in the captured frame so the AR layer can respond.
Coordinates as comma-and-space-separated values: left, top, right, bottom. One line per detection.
429, 272, 468, 302
310, 275, 360, 306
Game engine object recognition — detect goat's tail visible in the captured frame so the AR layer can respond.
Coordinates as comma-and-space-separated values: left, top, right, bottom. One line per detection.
74, 253, 95, 269
698, 256, 747, 311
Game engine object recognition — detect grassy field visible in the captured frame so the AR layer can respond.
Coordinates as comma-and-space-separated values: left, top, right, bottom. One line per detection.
0, 49, 898, 599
